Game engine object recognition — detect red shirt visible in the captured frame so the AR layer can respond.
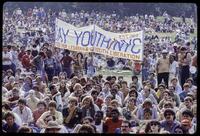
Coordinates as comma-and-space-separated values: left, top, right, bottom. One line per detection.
60, 56, 73, 67
104, 118, 122, 133
21, 54, 32, 69
18, 51, 26, 61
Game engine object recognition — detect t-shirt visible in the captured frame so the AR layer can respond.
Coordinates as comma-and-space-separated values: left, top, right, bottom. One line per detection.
157, 57, 170, 73
169, 61, 178, 75
2, 123, 20, 133
61, 56, 73, 68
104, 118, 122, 133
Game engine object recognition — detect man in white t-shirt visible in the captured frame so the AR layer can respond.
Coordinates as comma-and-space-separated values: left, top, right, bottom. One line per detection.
169, 53, 179, 84
93, 111, 104, 133
3, 46, 13, 72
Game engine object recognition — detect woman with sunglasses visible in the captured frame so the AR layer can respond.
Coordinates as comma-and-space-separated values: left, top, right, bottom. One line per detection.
145, 120, 161, 134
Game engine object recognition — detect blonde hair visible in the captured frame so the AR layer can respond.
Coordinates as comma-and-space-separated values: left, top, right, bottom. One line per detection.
73, 83, 82, 91
82, 95, 94, 105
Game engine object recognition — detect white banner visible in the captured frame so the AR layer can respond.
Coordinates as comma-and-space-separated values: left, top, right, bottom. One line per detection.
55, 18, 144, 61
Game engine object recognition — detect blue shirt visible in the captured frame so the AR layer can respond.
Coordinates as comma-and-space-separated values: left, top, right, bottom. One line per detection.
2, 122, 20, 133
179, 91, 188, 102
160, 120, 180, 134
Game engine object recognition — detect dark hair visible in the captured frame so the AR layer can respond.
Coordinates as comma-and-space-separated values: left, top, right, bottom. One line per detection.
144, 108, 152, 115
122, 120, 131, 128
49, 84, 56, 91
2, 103, 11, 111
104, 81, 111, 87
18, 126, 32, 133
18, 98, 26, 105
132, 76, 138, 81
91, 90, 98, 95
182, 109, 194, 118
37, 101, 47, 108
129, 89, 138, 98
111, 108, 120, 115
111, 76, 116, 80
121, 81, 127, 85
145, 120, 161, 133
95, 111, 104, 118
76, 52, 83, 59
111, 88, 117, 93
106, 76, 112, 81
78, 124, 95, 133
48, 101, 57, 108
4, 111, 15, 120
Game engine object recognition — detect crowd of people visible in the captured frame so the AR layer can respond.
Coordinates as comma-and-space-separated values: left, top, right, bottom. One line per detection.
2, 6, 197, 134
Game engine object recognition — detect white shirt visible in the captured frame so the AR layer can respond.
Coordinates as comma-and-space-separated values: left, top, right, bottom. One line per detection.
13, 112, 23, 126
3, 51, 12, 65
12, 106, 33, 124
169, 61, 178, 75
94, 121, 103, 133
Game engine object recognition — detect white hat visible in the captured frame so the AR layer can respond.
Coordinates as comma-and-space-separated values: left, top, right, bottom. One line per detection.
162, 50, 168, 54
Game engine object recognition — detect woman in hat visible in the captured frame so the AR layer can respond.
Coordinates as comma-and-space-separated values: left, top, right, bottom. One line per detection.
44, 121, 61, 133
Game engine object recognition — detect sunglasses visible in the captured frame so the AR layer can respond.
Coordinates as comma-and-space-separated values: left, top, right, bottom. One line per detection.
150, 122, 158, 126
